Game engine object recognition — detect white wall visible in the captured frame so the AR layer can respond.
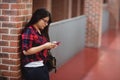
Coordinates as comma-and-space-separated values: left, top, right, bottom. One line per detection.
102, 4, 110, 33
49, 15, 87, 68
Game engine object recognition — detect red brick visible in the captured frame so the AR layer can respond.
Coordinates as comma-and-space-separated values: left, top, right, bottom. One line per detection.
2, 22, 23, 28
2, 10, 20, 15
26, 4, 32, 8
0, 47, 1, 52
0, 22, 1, 26
0, 16, 9, 21
10, 29, 21, 34
10, 77, 21, 80
2, 59, 20, 65
9, 54, 20, 59
16, 22, 23, 28
21, 9, 29, 15
2, 35, 19, 41
0, 53, 9, 58
11, 4, 25, 9
22, 0, 32, 3
0, 28, 9, 34
2, 0, 21, 3
0, 64, 9, 70
10, 41, 19, 47
10, 16, 26, 22
2, 47, 19, 53
0, 41, 9, 46
26, 16, 31, 21
2, 71, 20, 77
0, 4, 9, 9
10, 65, 20, 71
2, 22, 16, 28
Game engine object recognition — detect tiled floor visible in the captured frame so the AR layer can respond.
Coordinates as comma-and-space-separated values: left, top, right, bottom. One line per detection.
50, 28, 120, 80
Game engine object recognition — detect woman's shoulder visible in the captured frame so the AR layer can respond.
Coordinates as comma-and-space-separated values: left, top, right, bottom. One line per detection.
21, 26, 34, 34
26, 26, 33, 30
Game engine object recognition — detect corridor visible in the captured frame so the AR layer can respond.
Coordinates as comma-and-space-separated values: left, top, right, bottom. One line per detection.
50, 28, 120, 80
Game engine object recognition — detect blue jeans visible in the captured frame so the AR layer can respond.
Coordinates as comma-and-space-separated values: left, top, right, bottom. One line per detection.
22, 66, 49, 80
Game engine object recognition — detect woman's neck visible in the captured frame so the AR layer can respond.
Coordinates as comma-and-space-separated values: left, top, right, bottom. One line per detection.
33, 25, 41, 34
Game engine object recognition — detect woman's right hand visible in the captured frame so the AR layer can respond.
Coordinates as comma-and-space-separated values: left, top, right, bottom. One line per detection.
43, 42, 57, 49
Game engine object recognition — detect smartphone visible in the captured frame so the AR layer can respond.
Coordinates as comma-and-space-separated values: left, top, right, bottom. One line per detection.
52, 41, 61, 45
55, 42, 61, 45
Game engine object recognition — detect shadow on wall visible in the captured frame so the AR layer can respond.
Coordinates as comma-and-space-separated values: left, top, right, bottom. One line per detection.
0, 76, 7, 80
49, 15, 87, 68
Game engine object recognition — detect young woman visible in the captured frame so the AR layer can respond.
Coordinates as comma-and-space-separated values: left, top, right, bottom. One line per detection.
20, 8, 57, 80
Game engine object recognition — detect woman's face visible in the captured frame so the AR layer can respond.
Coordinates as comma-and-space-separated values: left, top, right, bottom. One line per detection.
36, 17, 49, 30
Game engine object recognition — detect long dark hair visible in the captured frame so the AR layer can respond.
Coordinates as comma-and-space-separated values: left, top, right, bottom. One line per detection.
21, 8, 52, 41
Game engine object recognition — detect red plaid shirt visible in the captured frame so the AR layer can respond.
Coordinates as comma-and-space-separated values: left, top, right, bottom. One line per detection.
21, 26, 48, 66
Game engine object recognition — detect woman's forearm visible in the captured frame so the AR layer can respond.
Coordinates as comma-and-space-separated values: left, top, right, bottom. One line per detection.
23, 44, 46, 55
23, 42, 57, 55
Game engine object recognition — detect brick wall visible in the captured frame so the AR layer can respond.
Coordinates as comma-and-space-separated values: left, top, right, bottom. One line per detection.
0, 0, 32, 80
84, 0, 103, 47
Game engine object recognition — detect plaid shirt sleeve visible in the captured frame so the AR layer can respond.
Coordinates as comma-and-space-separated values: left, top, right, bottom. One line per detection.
22, 28, 34, 51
